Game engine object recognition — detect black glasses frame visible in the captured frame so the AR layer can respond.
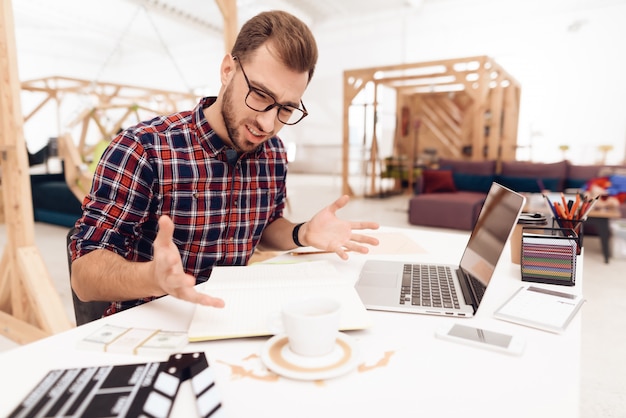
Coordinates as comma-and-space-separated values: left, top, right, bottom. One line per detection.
233, 56, 308, 126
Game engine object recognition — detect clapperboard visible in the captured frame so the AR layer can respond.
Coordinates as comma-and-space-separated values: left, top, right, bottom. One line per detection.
8, 352, 223, 418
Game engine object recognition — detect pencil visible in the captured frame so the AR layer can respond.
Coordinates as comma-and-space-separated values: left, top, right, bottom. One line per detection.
580, 195, 600, 219
570, 194, 581, 219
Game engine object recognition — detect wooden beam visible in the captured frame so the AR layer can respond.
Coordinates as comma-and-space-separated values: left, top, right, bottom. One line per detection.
368, 85, 380, 196
0, 310, 48, 345
0, 249, 11, 311
0, 0, 36, 249
215, 0, 238, 53
487, 76, 504, 160
58, 133, 93, 202
344, 55, 489, 76
502, 84, 521, 161
17, 246, 72, 334
23, 94, 53, 123
342, 75, 353, 196
22, 76, 197, 105
0, 0, 72, 344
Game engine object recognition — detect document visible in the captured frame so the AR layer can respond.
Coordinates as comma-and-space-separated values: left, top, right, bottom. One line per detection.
494, 285, 585, 333
188, 261, 371, 341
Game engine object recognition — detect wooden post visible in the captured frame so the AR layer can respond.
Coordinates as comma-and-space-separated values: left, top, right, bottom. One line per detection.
215, 0, 238, 53
487, 74, 504, 161
368, 84, 380, 196
0, 0, 72, 344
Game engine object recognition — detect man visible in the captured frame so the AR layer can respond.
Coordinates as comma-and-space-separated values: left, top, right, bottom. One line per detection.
70, 10, 380, 317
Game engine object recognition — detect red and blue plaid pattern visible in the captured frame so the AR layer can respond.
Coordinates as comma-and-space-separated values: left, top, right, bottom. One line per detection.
71, 97, 288, 313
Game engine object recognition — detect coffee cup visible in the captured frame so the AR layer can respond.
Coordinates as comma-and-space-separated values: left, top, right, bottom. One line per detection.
281, 296, 341, 357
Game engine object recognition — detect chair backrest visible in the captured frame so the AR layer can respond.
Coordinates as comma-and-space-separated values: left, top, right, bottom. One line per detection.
66, 227, 111, 326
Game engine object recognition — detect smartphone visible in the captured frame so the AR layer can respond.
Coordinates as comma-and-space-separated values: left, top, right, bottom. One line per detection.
435, 323, 525, 356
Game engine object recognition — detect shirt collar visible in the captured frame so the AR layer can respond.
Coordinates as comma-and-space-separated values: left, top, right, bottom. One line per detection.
192, 96, 271, 160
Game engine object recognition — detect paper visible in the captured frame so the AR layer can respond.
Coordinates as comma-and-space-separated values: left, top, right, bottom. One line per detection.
188, 261, 371, 342
77, 324, 188, 355
494, 286, 585, 333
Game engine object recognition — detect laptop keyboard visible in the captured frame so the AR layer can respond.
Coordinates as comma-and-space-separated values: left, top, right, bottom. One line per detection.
400, 264, 461, 309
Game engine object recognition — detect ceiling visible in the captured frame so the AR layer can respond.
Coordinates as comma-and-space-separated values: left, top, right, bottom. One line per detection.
10, 0, 428, 145
126, 0, 423, 32
11, 0, 425, 92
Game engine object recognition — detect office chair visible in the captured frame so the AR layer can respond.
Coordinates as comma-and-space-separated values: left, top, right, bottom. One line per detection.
66, 227, 110, 326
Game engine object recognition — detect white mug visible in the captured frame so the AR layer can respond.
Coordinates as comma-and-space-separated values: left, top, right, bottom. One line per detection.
281, 296, 341, 357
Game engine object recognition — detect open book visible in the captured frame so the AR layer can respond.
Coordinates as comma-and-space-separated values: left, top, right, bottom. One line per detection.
188, 261, 371, 342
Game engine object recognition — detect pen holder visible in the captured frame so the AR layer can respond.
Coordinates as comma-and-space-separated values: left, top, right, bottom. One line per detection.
520, 227, 578, 286
551, 217, 584, 255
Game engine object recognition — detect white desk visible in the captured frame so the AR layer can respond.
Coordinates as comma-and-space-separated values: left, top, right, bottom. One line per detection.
0, 227, 582, 418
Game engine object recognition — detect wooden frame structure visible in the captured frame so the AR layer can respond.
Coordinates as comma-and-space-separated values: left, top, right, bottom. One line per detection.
21, 76, 198, 201
0, 0, 237, 344
342, 56, 521, 196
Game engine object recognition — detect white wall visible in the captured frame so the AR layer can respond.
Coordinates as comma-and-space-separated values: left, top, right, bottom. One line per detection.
14, 0, 626, 167
290, 0, 626, 168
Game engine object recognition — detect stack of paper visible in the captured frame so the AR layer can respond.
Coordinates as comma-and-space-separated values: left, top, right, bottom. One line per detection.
494, 286, 585, 333
77, 324, 189, 355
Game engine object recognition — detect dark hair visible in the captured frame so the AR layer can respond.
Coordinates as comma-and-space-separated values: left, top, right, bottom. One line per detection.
231, 10, 318, 83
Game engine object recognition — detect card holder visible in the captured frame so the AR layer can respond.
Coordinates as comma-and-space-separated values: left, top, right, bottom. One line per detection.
520, 227, 578, 286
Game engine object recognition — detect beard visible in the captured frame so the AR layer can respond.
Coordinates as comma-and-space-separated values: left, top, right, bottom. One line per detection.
221, 83, 266, 153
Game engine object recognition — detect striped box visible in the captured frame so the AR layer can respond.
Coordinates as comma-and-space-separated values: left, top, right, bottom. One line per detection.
521, 228, 578, 286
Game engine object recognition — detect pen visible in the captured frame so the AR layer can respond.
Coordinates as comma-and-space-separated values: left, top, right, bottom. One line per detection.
290, 250, 349, 256
543, 194, 560, 219
537, 179, 546, 192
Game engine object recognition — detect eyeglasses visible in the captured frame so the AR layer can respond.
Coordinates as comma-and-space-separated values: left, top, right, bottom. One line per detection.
233, 56, 308, 126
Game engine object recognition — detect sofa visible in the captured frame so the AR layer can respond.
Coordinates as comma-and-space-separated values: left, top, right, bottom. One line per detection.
31, 172, 83, 228
408, 158, 626, 231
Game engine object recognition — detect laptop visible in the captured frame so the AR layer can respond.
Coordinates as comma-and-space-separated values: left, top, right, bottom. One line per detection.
355, 182, 526, 317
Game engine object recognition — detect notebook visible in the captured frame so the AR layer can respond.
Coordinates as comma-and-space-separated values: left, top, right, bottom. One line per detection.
188, 261, 371, 341
355, 182, 525, 317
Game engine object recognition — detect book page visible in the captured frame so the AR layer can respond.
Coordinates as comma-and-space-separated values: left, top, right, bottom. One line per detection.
199, 261, 345, 290
188, 261, 370, 341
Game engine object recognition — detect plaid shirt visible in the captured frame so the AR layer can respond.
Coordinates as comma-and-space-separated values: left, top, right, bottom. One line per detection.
71, 97, 288, 314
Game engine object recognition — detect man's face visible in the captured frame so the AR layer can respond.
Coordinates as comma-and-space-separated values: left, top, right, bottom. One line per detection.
221, 45, 309, 153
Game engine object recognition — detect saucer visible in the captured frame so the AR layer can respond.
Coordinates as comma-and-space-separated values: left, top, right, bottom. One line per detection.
260, 332, 359, 381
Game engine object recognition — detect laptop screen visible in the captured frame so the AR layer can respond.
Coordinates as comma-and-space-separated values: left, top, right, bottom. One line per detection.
459, 183, 525, 289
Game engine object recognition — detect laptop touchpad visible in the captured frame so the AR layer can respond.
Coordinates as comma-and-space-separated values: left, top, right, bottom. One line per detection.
358, 272, 399, 288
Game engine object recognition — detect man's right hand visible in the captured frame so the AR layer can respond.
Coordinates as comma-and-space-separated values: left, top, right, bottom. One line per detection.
153, 215, 225, 308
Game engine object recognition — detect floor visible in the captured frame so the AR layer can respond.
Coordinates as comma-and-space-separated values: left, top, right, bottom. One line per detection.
1, 173, 625, 417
